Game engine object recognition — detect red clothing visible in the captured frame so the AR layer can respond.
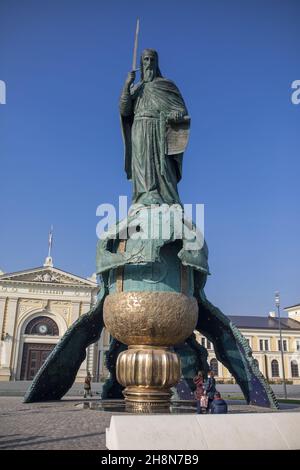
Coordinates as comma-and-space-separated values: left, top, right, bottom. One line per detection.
193, 375, 205, 400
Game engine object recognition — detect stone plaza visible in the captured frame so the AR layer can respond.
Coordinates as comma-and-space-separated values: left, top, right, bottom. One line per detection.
1, 1, 299, 452
0, 392, 300, 450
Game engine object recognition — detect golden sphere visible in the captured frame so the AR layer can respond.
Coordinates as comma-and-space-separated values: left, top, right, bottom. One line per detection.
103, 291, 198, 346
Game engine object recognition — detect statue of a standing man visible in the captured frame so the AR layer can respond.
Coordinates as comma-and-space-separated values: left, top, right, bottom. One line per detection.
120, 49, 190, 206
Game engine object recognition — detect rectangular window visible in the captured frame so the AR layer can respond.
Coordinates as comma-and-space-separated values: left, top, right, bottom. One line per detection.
201, 338, 206, 347
278, 340, 287, 352
296, 340, 300, 352
259, 339, 269, 351
207, 340, 212, 350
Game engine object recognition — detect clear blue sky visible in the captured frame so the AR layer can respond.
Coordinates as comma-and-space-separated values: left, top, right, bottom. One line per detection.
0, 0, 299, 316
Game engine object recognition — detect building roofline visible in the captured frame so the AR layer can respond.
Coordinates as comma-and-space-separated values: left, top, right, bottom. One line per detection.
228, 315, 300, 331
0, 265, 97, 287
284, 303, 300, 310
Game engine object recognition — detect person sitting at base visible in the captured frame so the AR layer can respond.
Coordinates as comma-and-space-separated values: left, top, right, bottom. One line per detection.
210, 391, 228, 414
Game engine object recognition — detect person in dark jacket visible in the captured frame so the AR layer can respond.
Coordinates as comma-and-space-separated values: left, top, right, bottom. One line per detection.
204, 370, 216, 411
83, 371, 92, 398
210, 392, 228, 414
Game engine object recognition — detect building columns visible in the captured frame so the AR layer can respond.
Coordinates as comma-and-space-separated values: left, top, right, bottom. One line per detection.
0, 298, 18, 380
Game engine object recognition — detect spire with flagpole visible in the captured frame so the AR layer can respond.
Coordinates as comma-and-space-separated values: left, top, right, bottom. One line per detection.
44, 225, 54, 267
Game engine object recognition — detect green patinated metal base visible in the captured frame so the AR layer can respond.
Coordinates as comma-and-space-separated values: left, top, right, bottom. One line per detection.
24, 211, 278, 409
23, 48, 279, 409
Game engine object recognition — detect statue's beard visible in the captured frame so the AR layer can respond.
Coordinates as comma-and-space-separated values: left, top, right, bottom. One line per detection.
143, 68, 156, 82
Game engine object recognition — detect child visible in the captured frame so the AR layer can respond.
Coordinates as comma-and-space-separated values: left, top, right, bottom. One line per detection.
210, 392, 228, 414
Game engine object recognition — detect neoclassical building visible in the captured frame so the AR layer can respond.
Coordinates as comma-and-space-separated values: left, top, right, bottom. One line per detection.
196, 308, 300, 384
0, 256, 110, 382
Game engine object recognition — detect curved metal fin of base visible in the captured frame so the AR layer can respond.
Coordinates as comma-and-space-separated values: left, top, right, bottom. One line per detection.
194, 272, 279, 409
173, 334, 210, 400
101, 337, 127, 399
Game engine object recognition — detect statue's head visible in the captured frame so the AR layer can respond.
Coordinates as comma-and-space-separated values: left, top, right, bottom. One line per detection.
140, 49, 162, 81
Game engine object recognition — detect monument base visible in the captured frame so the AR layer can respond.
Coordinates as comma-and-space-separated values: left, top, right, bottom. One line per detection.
106, 412, 300, 450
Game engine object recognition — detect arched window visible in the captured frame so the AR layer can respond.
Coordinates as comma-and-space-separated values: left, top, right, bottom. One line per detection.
291, 360, 299, 378
210, 358, 218, 376
271, 359, 279, 377
25, 316, 59, 336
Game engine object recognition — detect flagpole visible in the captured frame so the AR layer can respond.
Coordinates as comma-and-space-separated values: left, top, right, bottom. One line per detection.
48, 225, 53, 258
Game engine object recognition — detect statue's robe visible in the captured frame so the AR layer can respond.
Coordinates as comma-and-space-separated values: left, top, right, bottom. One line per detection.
120, 78, 188, 206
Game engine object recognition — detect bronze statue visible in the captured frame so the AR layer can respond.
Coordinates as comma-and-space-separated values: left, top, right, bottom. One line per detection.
120, 49, 190, 206
24, 39, 279, 411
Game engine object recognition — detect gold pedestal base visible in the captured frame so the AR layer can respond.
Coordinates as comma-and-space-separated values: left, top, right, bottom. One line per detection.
117, 345, 181, 412
104, 290, 198, 412
124, 388, 172, 413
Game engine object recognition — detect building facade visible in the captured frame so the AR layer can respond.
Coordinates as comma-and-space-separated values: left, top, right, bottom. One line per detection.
196, 309, 300, 384
0, 257, 111, 382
